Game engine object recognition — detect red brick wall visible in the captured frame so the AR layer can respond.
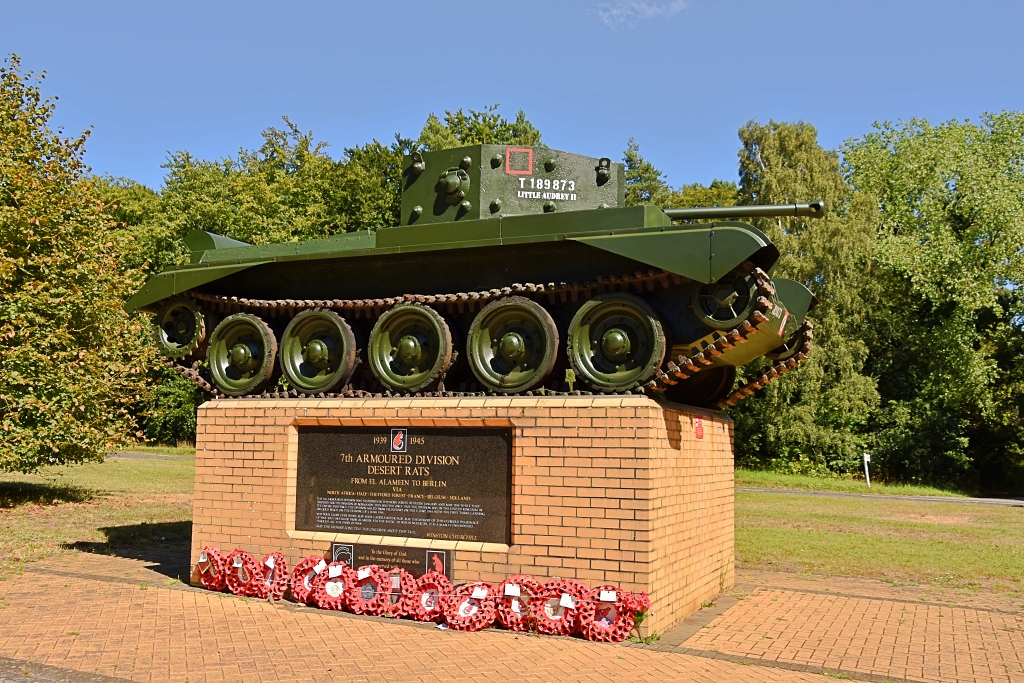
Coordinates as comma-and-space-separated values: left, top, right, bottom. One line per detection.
191, 396, 734, 633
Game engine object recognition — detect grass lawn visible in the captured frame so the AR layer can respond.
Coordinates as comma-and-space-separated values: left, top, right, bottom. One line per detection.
736, 490, 1024, 593
1, 456, 1021, 596
735, 468, 967, 497
0, 457, 194, 577
116, 443, 196, 456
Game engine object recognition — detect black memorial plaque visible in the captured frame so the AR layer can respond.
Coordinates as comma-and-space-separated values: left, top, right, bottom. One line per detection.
331, 542, 453, 579
296, 426, 512, 544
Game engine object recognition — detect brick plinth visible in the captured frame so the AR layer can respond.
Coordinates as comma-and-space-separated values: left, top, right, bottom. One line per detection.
191, 395, 734, 633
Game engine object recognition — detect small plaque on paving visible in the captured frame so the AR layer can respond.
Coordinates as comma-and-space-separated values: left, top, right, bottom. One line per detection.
331, 542, 453, 579
296, 426, 512, 544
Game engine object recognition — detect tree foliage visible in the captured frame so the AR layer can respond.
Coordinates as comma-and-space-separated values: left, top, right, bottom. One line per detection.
0, 55, 153, 471
730, 121, 879, 475
844, 114, 1024, 487
418, 105, 541, 151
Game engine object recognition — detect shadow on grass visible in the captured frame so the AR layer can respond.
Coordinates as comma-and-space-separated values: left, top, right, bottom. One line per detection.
0, 481, 94, 508
68, 520, 193, 581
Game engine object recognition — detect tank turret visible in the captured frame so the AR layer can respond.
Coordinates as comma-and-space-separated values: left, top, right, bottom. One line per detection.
128, 144, 822, 408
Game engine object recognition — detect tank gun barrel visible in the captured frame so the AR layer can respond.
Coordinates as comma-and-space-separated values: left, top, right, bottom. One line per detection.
662, 200, 825, 221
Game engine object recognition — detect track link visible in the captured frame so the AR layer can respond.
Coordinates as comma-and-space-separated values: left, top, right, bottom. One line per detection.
166, 264, 812, 408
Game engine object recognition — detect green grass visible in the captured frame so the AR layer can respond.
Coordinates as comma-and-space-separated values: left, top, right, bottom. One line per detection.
735, 468, 967, 497
0, 457, 194, 575
115, 444, 196, 456
0, 457, 195, 496
736, 490, 1024, 592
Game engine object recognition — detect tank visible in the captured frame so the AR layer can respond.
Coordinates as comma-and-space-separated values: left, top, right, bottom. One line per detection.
126, 144, 822, 408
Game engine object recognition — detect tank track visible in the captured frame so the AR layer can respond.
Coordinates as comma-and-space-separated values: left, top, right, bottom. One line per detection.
165, 263, 811, 409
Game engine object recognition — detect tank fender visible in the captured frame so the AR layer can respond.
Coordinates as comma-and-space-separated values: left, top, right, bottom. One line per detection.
772, 278, 818, 325
571, 225, 779, 284
123, 261, 270, 314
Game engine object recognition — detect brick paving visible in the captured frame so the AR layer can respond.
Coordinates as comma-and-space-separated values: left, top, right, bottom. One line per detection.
0, 550, 1020, 683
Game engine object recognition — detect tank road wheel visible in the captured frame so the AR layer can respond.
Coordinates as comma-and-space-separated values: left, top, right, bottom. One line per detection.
279, 309, 357, 395
152, 296, 209, 359
207, 313, 278, 396
467, 297, 558, 394
567, 293, 665, 393
692, 270, 758, 330
368, 304, 452, 393
664, 365, 736, 408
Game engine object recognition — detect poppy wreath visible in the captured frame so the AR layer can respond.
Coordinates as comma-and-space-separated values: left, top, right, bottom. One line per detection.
407, 570, 452, 622
311, 561, 353, 610
382, 568, 415, 618
224, 549, 261, 596
530, 578, 589, 636
288, 556, 325, 604
577, 585, 634, 643
443, 581, 497, 632
251, 552, 289, 601
196, 546, 227, 591
496, 574, 541, 631
345, 564, 391, 616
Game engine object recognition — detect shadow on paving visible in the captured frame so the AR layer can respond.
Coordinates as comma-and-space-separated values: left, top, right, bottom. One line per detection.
68, 521, 193, 581
0, 481, 94, 508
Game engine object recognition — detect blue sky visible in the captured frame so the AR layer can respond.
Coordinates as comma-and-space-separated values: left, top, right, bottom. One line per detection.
2, 0, 1021, 191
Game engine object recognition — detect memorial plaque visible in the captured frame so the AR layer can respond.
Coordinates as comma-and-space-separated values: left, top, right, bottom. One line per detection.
296, 426, 512, 544
331, 542, 453, 579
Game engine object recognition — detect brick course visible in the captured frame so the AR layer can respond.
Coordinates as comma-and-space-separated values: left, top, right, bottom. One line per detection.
191, 395, 734, 633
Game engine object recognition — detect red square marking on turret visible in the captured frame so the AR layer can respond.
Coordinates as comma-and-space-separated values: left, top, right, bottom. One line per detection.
505, 147, 533, 175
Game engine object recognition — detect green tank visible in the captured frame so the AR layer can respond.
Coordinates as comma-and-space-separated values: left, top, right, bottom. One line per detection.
126, 144, 822, 408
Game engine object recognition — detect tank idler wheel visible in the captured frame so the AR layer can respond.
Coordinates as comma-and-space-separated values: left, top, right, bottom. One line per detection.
279, 309, 356, 395
207, 313, 278, 396
766, 323, 811, 362
467, 296, 559, 393
152, 296, 209, 360
692, 270, 758, 330
567, 293, 665, 393
664, 365, 736, 408
368, 304, 452, 393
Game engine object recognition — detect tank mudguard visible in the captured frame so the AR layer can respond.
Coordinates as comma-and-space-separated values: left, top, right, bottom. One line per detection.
772, 278, 817, 325
123, 262, 271, 314
571, 224, 778, 284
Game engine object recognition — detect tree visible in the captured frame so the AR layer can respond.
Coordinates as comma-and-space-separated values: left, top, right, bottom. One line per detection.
730, 120, 879, 475
622, 139, 737, 209
418, 105, 541, 151
0, 55, 152, 471
843, 113, 1024, 487
623, 138, 671, 206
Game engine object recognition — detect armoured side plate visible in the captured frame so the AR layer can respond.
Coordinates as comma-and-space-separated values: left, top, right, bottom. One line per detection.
400, 144, 625, 226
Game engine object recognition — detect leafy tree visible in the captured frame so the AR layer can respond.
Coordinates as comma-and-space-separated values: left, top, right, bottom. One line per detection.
665, 179, 738, 209
623, 138, 671, 206
0, 55, 153, 471
729, 120, 879, 475
418, 105, 541, 151
622, 139, 737, 209
843, 113, 1024, 487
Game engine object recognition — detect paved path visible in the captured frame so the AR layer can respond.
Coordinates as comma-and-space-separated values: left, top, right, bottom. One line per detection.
737, 487, 1024, 507
0, 551, 1020, 683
